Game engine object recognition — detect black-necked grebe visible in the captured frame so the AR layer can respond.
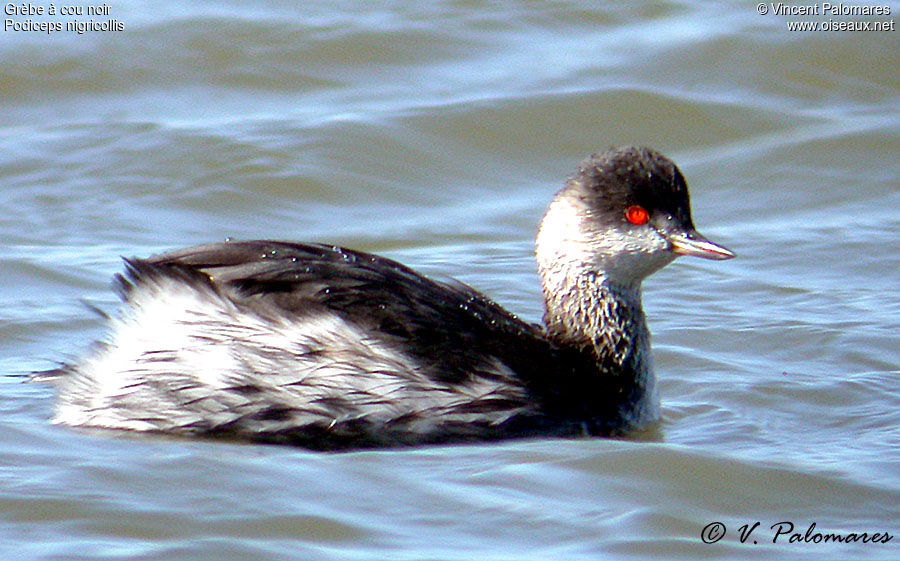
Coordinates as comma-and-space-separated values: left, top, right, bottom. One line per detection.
50, 146, 734, 450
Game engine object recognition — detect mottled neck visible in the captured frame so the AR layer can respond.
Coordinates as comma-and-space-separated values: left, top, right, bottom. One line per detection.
540, 269, 649, 376
533, 190, 662, 429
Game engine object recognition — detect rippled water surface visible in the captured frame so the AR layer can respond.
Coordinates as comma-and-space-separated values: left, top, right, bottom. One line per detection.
2, 1, 898, 560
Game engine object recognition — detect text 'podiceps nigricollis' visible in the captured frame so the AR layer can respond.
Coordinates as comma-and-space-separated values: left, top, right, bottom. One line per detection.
49, 146, 734, 450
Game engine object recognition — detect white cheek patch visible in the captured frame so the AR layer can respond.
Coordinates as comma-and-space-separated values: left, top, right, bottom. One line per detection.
535, 195, 595, 271
536, 193, 674, 288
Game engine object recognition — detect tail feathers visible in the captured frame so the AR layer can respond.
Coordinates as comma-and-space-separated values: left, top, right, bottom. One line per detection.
37, 259, 217, 384
114, 258, 219, 301
30, 363, 74, 382
79, 298, 111, 320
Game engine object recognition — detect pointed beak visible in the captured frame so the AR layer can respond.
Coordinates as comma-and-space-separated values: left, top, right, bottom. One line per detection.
667, 229, 735, 260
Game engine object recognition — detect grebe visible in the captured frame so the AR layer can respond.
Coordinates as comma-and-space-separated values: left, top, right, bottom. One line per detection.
50, 146, 734, 450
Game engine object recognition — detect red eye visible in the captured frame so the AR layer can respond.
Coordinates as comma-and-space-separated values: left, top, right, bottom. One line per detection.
625, 205, 650, 225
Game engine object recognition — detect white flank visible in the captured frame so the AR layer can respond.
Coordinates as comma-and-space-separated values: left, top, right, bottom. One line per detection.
54, 273, 530, 434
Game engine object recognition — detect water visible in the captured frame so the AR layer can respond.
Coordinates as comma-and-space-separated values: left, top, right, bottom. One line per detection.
2, 1, 899, 559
